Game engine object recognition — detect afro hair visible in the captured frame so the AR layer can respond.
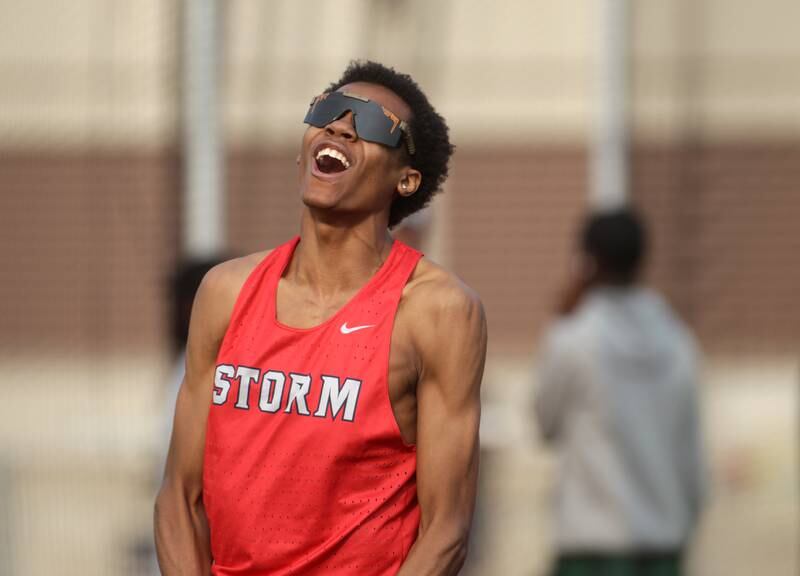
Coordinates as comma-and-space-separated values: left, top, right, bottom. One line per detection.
325, 60, 454, 228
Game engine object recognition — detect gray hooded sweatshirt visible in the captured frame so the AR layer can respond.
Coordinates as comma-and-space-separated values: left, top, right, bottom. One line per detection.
535, 287, 706, 552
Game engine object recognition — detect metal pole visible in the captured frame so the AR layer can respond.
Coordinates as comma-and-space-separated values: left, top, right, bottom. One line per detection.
591, 0, 629, 210
183, 0, 224, 257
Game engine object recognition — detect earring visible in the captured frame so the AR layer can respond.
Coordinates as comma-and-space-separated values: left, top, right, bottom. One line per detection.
401, 182, 408, 191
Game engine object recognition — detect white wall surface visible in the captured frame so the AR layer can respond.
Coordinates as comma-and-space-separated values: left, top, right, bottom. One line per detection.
2, 0, 797, 149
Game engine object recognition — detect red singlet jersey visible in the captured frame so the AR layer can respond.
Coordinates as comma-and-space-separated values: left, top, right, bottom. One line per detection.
204, 237, 422, 575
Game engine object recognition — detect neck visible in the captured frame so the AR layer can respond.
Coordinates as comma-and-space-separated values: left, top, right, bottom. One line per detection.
289, 208, 394, 294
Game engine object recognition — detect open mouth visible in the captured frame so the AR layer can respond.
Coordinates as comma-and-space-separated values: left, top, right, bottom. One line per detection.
314, 146, 351, 174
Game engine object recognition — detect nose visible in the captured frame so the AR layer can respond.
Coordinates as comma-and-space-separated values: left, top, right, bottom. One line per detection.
324, 110, 357, 142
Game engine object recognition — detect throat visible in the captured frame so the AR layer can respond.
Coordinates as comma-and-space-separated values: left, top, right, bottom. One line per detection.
286, 236, 394, 301
275, 278, 356, 330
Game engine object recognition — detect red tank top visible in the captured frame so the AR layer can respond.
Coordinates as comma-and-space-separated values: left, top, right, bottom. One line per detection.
203, 237, 422, 575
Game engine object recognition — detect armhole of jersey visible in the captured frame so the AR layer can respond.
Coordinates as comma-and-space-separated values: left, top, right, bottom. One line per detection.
214, 247, 281, 363
381, 249, 423, 450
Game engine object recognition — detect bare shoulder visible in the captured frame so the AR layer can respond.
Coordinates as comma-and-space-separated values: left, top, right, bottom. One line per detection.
202, 249, 270, 294
404, 257, 483, 313
401, 257, 486, 345
399, 258, 487, 402
198, 250, 270, 303
192, 249, 274, 339
183, 249, 275, 392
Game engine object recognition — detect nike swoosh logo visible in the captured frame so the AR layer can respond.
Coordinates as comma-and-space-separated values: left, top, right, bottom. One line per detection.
340, 322, 375, 335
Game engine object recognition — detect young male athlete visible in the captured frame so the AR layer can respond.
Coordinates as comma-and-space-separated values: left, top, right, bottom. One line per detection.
155, 61, 487, 575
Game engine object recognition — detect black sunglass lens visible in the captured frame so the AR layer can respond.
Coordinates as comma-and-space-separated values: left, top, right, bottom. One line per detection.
304, 93, 403, 148
353, 113, 402, 148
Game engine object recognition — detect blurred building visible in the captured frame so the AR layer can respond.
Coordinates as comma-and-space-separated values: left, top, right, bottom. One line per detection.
0, 1, 797, 575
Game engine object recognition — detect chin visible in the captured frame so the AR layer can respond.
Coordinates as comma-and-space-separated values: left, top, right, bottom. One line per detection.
301, 184, 340, 210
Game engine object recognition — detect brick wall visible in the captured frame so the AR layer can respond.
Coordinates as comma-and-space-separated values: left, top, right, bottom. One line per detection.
1, 143, 798, 356
448, 147, 587, 356
0, 151, 180, 356
226, 149, 302, 254
634, 141, 800, 354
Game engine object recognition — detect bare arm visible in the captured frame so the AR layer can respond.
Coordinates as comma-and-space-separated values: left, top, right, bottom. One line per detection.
397, 278, 487, 576
154, 261, 245, 575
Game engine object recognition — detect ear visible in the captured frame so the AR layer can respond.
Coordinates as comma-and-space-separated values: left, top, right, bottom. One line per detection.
396, 169, 422, 197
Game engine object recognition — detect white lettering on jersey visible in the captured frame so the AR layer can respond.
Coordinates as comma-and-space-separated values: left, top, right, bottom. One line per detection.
284, 372, 312, 416
212, 364, 363, 423
313, 375, 362, 422
213, 364, 235, 405
234, 366, 260, 410
259, 370, 286, 413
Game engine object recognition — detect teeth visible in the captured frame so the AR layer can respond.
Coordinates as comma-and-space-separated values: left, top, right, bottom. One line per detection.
315, 147, 350, 169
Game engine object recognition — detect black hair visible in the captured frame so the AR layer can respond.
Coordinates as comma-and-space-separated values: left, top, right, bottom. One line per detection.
326, 60, 454, 228
170, 257, 224, 353
582, 208, 647, 284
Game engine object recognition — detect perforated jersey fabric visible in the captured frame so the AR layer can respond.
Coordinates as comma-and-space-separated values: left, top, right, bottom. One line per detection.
203, 236, 422, 575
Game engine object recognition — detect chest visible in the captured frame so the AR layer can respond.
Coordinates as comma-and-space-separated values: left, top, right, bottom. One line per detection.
212, 274, 418, 443
275, 278, 418, 438
275, 277, 418, 386
275, 280, 360, 329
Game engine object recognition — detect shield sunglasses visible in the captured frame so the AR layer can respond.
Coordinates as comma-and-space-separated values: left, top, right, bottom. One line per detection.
303, 91, 416, 156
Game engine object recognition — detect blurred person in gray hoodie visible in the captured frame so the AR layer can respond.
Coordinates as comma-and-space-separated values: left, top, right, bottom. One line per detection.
534, 208, 706, 576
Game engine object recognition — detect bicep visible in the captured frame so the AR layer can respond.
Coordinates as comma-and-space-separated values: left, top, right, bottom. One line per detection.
164, 367, 214, 493
415, 291, 487, 530
163, 270, 230, 493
